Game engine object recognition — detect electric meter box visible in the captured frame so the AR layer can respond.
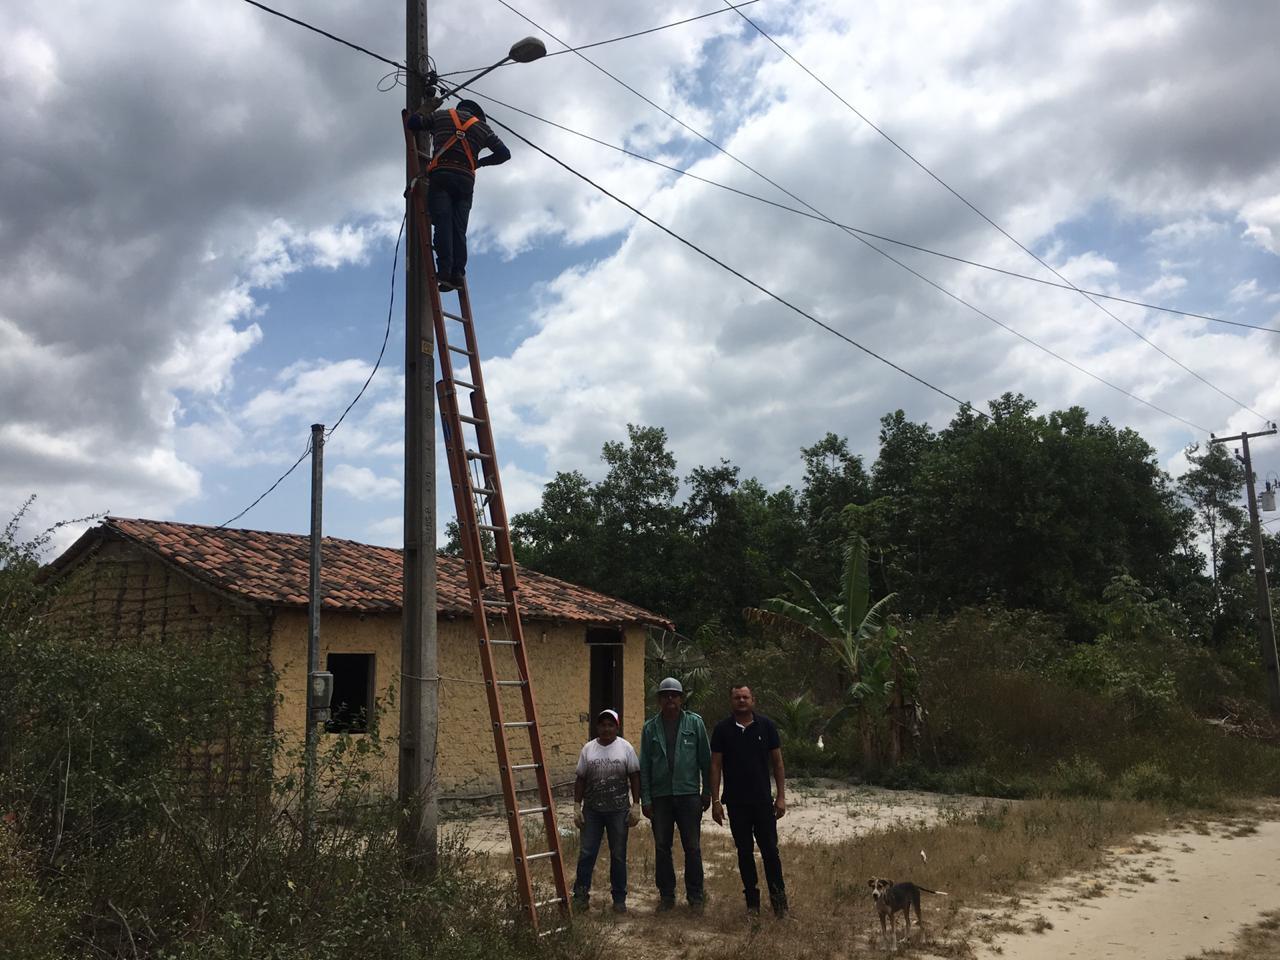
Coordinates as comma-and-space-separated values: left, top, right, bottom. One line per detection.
309, 671, 334, 720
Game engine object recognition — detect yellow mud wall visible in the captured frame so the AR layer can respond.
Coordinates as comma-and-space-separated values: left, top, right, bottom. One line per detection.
270, 611, 647, 797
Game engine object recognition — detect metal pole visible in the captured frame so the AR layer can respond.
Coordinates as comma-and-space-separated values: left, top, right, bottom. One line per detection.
400, 0, 439, 871
1241, 433, 1280, 714
303, 423, 325, 847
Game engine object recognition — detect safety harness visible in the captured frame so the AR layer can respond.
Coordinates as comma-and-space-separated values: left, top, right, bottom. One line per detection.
427, 108, 481, 174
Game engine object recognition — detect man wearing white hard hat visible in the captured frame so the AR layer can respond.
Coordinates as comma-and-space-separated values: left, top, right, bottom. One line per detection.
638, 676, 712, 912
572, 708, 641, 913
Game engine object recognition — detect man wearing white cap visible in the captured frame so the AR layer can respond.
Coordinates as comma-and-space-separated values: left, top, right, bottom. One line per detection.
572, 708, 641, 913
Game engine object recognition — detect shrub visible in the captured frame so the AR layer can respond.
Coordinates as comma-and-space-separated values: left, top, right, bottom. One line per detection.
1117, 761, 1177, 803
1045, 755, 1108, 798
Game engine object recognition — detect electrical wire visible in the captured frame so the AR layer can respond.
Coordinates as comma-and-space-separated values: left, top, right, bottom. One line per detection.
240, 0, 1212, 432
720, 1, 1272, 423
435, 1, 760, 77
490, 0, 1210, 432
326, 213, 406, 439
481, 111, 983, 417
465, 89, 1280, 335
217, 213, 406, 527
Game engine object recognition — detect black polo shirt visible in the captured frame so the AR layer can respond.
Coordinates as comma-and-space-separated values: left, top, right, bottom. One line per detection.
710, 713, 781, 805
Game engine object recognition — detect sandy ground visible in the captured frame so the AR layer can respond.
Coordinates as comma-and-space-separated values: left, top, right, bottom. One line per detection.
441, 779, 989, 854
975, 812, 1280, 960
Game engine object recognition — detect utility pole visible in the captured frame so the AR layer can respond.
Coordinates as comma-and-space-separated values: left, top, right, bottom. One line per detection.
1211, 424, 1280, 715
400, 0, 438, 870
303, 423, 330, 848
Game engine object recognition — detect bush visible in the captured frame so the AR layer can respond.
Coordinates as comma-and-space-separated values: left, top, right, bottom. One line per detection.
1117, 761, 1177, 803
1046, 755, 1109, 798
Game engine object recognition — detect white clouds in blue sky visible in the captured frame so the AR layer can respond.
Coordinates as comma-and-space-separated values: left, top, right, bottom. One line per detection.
4, 0, 1280, 553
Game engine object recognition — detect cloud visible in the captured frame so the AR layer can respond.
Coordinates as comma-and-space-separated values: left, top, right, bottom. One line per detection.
329, 463, 401, 501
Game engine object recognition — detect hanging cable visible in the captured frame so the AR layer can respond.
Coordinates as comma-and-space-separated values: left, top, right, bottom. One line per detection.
488, 1, 1210, 432
465, 89, 1279, 335
217, 214, 406, 527
719, 1, 1272, 422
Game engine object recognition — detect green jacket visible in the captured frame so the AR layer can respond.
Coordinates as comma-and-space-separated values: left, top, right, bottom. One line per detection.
639, 710, 712, 805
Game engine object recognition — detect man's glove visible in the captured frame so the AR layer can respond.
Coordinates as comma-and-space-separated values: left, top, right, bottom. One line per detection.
573, 805, 585, 829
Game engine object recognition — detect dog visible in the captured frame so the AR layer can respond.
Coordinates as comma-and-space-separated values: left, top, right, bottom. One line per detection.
868, 877, 948, 950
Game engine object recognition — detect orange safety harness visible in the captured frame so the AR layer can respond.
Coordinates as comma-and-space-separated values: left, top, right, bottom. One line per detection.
427, 108, 481, 174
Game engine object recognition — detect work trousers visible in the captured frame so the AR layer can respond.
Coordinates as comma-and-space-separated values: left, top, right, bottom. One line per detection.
727, 802, 786, 908
650, 794, 705, 903
573, 808, 629, 905
425, 168, 474, 281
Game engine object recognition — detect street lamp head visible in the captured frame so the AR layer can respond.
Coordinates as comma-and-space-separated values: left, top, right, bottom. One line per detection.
508, 36, 547, 63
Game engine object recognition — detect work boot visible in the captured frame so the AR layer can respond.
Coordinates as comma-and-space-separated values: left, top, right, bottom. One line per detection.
612, 901, 627, 914
572, 894, 589, 913
437, 277, 455, 292
745, 891, 761, 918
656, 898, 676, 913
771, 893, 789, 918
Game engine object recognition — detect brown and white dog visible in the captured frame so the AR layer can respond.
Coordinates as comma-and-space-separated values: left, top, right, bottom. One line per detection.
868, 877, 948, 950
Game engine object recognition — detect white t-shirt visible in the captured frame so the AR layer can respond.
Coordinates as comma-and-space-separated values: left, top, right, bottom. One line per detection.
575, 736, 640, 812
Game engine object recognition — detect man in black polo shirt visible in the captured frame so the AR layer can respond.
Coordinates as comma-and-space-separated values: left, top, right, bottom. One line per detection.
710, 684, 788, 918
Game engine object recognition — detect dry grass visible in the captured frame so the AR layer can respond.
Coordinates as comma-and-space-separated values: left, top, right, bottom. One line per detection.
1193, 911, 1280, 960
556, 798, 1169, 959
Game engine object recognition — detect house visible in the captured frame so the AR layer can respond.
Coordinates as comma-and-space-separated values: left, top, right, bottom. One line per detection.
44, 517, 671, 798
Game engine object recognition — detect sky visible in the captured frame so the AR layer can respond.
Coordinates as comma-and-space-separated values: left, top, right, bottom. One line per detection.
4, 0, 1280, 557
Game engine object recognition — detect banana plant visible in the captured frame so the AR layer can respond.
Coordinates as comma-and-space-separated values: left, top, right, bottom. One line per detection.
746, 535, 903, 768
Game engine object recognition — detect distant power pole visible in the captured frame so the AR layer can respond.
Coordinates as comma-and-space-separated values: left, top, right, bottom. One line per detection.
303, 423, 329, 848
1211, 424, 1280, 715
400, 0, 439, 870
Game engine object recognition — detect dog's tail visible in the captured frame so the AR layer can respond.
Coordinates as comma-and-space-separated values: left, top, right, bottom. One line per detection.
917, 887, 948, 896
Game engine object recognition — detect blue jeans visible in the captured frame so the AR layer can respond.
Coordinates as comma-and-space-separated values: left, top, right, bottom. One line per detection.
426, 169, 474, 280
573, 808, 629, 904
650, 794, 704, 903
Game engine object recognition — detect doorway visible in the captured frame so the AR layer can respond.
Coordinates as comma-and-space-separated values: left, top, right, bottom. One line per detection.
587, 627, 625, 739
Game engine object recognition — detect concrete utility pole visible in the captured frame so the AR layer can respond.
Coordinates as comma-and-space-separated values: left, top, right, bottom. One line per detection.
1211, 425, 1280, 715
400, 0, 439, 870
304, 422, 327, 848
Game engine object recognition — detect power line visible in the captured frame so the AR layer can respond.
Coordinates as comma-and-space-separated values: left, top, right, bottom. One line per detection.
491, 0, 1209, 432
468, 88, 1280, 335
242, 0, 1214, 434
218, 214, 406, 527
480, 114, 984, 418
436, 1, 760, 78
722, 1, 1272, 423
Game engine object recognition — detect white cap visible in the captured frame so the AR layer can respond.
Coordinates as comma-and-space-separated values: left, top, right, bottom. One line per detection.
596, 708, 620, 724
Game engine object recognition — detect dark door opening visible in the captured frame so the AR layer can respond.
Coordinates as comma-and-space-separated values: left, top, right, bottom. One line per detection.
587, 628, 625, 739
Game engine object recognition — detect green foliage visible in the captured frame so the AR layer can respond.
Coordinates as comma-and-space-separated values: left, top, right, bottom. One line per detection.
0, 512, 585, 960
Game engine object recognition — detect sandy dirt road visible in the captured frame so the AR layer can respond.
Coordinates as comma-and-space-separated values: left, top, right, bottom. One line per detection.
976, 814, 1280, 960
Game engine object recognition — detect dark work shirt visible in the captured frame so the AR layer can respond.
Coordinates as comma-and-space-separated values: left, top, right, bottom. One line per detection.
421, 108, 511, 176
710, 713, 781, 805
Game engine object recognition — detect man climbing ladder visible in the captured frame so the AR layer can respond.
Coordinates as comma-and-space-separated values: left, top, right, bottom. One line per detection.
409, 97, 511, 291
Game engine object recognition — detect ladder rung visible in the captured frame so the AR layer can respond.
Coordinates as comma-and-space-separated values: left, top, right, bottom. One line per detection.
482, 598, 510, 606
472, 486, 496, 496
534, 897, 565, 908
466, 449, 492, 460
459, 414, 486, 426
503, 721, 534, 728
447, 343, 473, 356
517, 805, 549, 816
478, 523, 504, 531
525, 851, 558, 862
489, 639, 518, 646
510, 763, 541, 772
491, 562, 513, 571
539, 926, 569, 938
442, 310, 468, 323
453, 379, 478, 391
496, 679, 527, 687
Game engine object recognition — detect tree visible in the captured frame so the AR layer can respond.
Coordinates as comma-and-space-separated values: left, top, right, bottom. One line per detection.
746, 535, 909, 770
797, 433, 872, 597
1179, 442, 1247, 642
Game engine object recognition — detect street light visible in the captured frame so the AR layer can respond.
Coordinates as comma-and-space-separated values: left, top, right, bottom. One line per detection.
440, 36, 547, 98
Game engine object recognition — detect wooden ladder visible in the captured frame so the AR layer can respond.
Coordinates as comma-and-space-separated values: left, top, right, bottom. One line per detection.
403, 110, 571, 934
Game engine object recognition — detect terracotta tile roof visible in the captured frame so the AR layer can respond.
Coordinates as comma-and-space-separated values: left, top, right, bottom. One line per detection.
64, 517, 671, 629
